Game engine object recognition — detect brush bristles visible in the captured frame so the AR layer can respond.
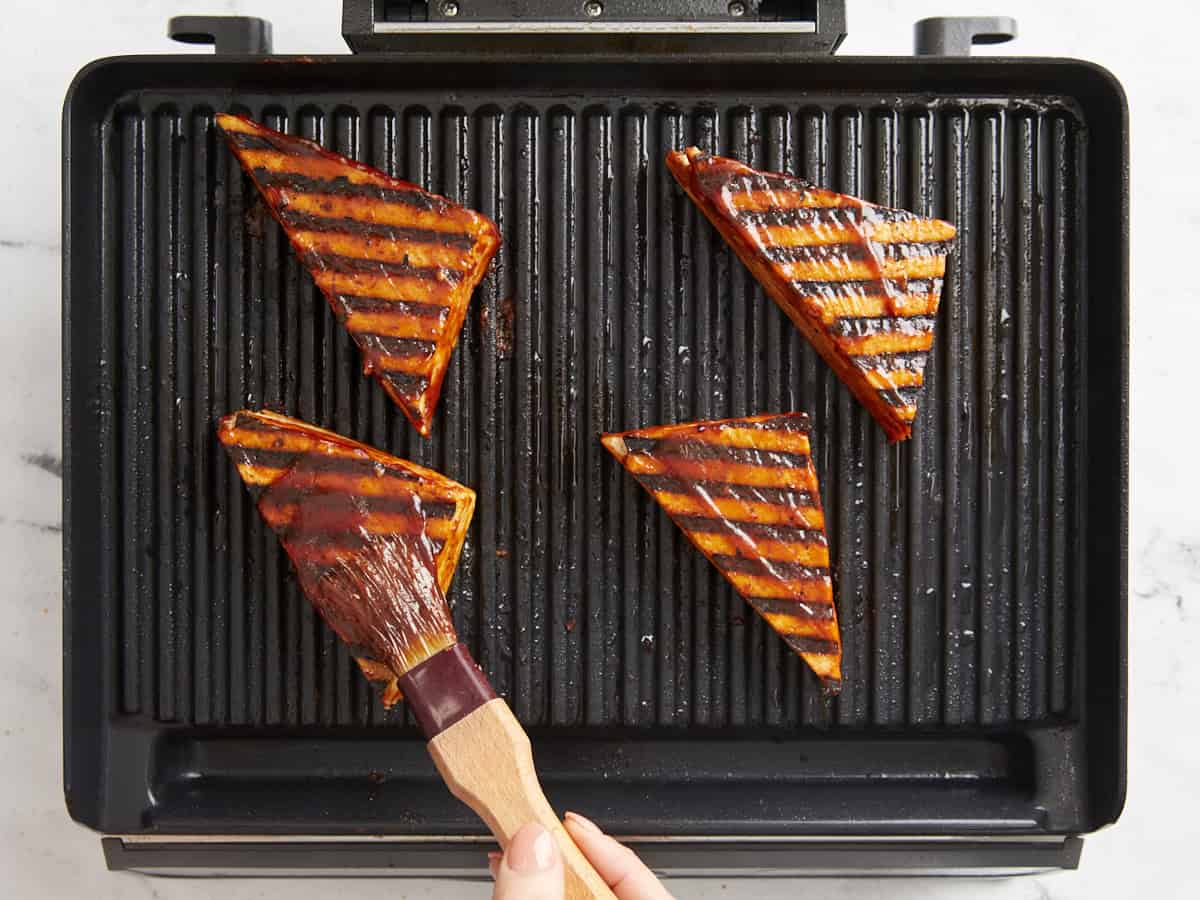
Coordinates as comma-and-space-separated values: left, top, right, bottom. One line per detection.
261, 458, 461, 678
297, 532, 459, 677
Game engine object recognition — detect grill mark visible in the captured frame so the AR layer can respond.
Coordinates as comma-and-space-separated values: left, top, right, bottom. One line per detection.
262, 489, 458, 521
829, 316, 938, 338
228, 447, 318, 474
694, 163, 815, 196
791, 277, 938, 297
228, 131, 325, 158
762, 240, 952, 265
762, 242, 873, 265
877, 386, 923, 409
673, 515, 827, 545
850, 351, 930, 372
223, 415, 304, 436
276, 207, 477, 250
745, 595, 837, 622
300, 250, 463, 284
710, 553, 830, 581
622, 439, 810, 468
226, 446, 471, 514
705, 174, 820, 198
250, 168, 447, 213
270, 528, 449, 557
381, 372, 432, 396
779, 635, 842, 656
334, 294, 451, 323
352, 334, 438, 363
728, 172, 818, 194
736, 205, 910, 228
638, 475, 816, 510
878, 240, 955, 259
228, 447, 428, 484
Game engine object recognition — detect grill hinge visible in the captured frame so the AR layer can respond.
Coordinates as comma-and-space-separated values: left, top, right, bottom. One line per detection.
342, 0, 847, 56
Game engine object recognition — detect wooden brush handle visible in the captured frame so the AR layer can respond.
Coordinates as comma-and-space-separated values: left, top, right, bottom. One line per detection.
427, 698, 616, 900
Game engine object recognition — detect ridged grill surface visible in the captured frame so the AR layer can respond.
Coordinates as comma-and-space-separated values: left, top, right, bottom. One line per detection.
96, 92, 1084, 732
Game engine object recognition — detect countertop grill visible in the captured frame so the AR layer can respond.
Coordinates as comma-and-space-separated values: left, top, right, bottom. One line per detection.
62, 0, 1128, 877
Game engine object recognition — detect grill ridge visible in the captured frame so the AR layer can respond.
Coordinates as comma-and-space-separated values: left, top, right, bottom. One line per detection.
104, 96, 1081, 731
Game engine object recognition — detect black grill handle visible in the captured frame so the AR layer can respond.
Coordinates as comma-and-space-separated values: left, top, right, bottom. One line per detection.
168, 15, 274, 54
914, 16, 1017, 56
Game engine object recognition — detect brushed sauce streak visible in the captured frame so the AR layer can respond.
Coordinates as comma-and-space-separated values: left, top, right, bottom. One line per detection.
267, 455, 457, 678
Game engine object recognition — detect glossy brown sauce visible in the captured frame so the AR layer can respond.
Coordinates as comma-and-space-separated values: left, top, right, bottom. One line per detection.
604, 414, 841, 687
265, 453, 457, 678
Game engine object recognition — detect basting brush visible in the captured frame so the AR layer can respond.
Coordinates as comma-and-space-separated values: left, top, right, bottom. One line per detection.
259, 456, 614, 900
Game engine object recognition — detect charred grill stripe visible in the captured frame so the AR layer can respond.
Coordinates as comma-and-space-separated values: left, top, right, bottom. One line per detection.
851, 351, 930, 372
736, 206, 911, 228
351, 334, 438, 362
229, 447, 425, 483
250, 168, 447, 213
877, 386, 923, 409
639, 475, 816, 510
262, 489, 458, 521
300, 250, 463, 284
228, 131, 325, 158
276, 207, 477, 250
674, 515, 827, 545
223, 416, 303, 436
230, 448, 324, 474
762, 242, 874, 264
745, 595, 837, 621
711, 554, 830, 581
878, 240, 955, 259
381, 372, 432, 397
271, 190, 490, 243
334, 294, 450, 323
621, 440, 810, 468
737, 207, 857, 228
762, 240, 953, 264
791, 277, 938, 297
731, 173, 818, 194
269, 530, 449, 556
780, 635, 842, 656
696, 165, 816, 196
227, 449, 471, 510
829, 316, 938, 338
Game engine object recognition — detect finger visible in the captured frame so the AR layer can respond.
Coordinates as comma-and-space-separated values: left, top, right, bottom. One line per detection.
564, 813, 674, 900
491, 823, 564, 900
487, 851, 501, 881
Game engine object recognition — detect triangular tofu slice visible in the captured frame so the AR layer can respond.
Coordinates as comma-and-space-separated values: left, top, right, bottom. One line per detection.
667, 148, 956, 442
218, 409, 475, 706
217, 114, 501, 437
602, 413, 841, 690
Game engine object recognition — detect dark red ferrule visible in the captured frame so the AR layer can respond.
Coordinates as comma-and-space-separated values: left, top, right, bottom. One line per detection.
396, 643, 496, 739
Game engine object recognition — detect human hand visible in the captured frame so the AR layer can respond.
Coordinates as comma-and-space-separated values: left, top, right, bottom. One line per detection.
489, 812, 673, 900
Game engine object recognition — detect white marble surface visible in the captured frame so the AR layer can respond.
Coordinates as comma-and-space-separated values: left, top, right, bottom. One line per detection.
2, 0, 1197, 897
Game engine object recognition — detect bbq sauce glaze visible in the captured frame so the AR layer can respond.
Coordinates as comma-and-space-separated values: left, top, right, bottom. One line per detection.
263, 453, 493, 737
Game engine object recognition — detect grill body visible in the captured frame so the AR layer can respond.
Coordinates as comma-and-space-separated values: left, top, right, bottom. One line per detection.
63, 55, 1127, 871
